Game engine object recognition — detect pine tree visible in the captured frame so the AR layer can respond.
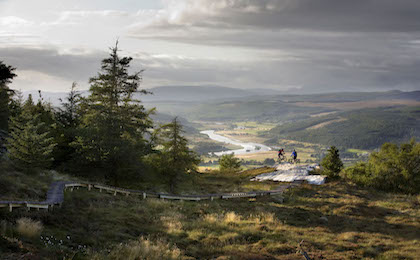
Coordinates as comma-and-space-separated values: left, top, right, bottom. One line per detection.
73, 42, 154, 184
7, 112, 56, 174
155, 118, 200, 192
219, 153, 241, 172
57, 82, 81, 128
321, 146, 343, 178
0, 61, 17, 132
53, 83, 82, 168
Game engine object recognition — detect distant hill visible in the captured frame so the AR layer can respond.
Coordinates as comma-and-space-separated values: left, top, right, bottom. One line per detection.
262, 90, 420, 103
22, 85, 282, 106
150, 112, 200, 134
265, 106, 420, 149
171, 90, 420, 122
21, 89, 420, 125
140, 85, 280, 102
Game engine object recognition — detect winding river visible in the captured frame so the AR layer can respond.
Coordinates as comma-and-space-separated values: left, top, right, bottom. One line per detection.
200, 130, 272, 156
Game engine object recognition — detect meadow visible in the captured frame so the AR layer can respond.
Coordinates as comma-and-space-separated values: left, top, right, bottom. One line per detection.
1, 168, 419, 260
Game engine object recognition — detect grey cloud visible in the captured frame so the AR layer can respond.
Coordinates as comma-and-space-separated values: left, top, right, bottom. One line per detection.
143, 0, 420, 33
2, 43, 420, 94
0, 47, 104, 82
126, 0, 420, 92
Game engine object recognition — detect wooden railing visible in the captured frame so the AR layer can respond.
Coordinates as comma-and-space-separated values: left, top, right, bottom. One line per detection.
0, 181, 296, 213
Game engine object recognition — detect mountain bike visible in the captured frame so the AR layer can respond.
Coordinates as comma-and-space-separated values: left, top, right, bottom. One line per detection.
288, 158, 300, 164
278, 154, 286, 162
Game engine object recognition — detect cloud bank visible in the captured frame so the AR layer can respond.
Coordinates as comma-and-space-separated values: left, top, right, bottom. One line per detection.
1, 0, 420, 92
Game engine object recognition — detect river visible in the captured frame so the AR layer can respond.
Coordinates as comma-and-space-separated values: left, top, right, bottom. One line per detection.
200, 130, 272, 156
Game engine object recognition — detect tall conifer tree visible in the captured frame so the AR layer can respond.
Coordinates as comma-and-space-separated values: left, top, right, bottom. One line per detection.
321, 146, 343, 178
6, 96, 56, 173
155, 118, 200, 192
0, 61, 16, 133
73, 42, 153, 184
54, 82, 82, 168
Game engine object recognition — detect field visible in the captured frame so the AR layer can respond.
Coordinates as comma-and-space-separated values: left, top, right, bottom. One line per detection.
293, 99, 420, 110
1, 169, 419, 259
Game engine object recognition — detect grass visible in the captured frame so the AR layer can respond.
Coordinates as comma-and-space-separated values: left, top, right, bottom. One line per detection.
0, 168, 65, 201
1, 168, 419, 259
176, 167, 280, 194
91, 237, 182, 260
347, 148, 370, 155
16, 217, 43, 238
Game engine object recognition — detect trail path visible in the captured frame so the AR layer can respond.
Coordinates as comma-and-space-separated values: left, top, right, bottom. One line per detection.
252, 163, 326, 185
0, 180, 298, 213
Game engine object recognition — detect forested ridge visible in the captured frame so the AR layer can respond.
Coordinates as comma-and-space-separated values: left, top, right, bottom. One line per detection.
267, 107, 420, 149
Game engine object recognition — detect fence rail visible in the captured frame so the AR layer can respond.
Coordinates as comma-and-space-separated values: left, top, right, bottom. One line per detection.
0, 180, 297, 213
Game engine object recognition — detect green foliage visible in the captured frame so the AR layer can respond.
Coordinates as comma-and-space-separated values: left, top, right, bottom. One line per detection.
263, 158, 276, 166
0, 61, 17, 132
53, 83, 82, 169
342, 139, 420, 194
152, 118, 200, 192
5, 93, 56, 173
6, 112, 56, 174
192, 141, 230, 155
269, 107, 420, 149
321, 146, 343, 178
219, 153, 241, 172
341, 162, 370, 184
72, 42, 153, 184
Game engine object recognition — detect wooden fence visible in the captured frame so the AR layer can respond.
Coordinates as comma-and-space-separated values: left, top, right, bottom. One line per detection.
0, 181, 296, 213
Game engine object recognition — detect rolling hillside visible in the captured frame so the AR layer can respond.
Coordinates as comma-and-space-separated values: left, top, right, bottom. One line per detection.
265, 106, 420, 149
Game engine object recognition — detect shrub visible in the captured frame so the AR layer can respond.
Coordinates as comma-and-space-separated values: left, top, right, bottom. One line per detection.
341, 162, 370, 184
219, 154, 241, 172
224, 212, 241, 223
263, 158, 276, 166
342, 139, 420, 194
16, 218, 43, 238
321, 146, 343, 179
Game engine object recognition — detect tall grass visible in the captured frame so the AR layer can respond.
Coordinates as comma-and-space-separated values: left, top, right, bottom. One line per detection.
16, 218, 43, 238
93, 237, 182, 260
223, 211, 241, 223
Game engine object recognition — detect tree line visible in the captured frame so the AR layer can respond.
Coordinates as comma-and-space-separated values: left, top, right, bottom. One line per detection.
0, 43, 199, 192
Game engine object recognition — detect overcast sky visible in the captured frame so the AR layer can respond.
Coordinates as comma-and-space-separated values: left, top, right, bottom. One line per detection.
1, 0, 420, 93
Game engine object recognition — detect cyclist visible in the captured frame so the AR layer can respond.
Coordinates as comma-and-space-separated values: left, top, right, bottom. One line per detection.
291, 149, 297, 163
278, 148, 285, 161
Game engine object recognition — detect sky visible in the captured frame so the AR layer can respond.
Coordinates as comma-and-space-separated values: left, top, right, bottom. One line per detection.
1, 0, 420, 93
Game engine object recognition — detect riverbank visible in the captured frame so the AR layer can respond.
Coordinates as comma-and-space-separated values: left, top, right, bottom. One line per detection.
200, 130, 271, 156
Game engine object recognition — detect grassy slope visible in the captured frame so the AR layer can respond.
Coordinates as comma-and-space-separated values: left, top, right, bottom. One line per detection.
1, 169, 420, 259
